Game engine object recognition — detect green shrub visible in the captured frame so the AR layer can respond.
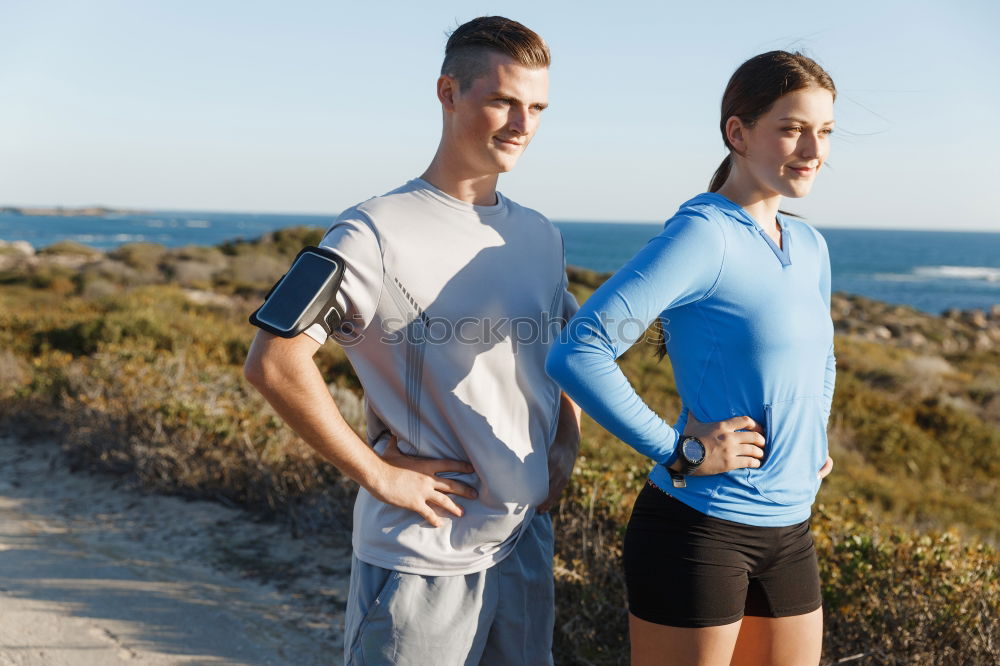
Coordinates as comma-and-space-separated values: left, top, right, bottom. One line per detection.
219, 225, 324, 260
108, 242, 168, 269
38, 240, 102, 256
815, 501, 999, 664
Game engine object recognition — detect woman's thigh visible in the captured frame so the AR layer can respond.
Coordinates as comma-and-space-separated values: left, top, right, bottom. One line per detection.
628, 606, 823, 666
730, 608, 823, 666
629, 612, 742, 666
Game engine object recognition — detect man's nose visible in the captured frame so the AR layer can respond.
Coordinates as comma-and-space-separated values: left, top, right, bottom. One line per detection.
508, 106, 530, 134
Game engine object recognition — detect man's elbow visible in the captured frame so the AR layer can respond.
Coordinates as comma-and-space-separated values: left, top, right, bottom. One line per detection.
243, 338, 280, 390
243, 352, 268, 389
244, 332, 318, 391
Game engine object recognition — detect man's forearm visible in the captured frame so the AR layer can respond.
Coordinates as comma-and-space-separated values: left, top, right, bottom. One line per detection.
563, 392, 582, 431
538, 393, 582, 513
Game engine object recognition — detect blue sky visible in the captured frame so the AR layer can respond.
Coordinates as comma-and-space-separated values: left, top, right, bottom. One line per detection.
3, 0, 998, 230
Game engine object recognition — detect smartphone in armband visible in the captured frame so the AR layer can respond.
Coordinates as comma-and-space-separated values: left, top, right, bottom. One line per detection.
249, 246, 346, 338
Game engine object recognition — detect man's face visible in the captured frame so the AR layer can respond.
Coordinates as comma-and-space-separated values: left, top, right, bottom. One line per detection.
445, 52, 549, 176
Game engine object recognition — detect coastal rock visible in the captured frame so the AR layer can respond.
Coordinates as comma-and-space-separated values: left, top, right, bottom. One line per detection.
0, 241, 34, 272
943, 308, 962, 320
870, 325, 893, 341
899, 331, 929, 349
973, 331, 993, 351
827, 291, 997, 353
0, 240, 35, 256
963, 309, 989, 329
171, 260, 220, 288
940, 337, 965, 354
183, 289, 235, 309
12, 240, 34, 256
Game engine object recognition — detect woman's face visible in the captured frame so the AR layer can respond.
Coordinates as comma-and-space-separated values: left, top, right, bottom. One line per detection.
736, 87, 835, 199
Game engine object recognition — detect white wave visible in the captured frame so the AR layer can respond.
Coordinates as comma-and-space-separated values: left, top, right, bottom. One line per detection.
872, 265, 1000, 286
111, 234, 146, 242
912, 265, 1000, 282
872, 272, 923, 283
185, 219, 211, 228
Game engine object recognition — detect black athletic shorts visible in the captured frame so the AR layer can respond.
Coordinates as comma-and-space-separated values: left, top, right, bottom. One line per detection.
623, 480, 822, 628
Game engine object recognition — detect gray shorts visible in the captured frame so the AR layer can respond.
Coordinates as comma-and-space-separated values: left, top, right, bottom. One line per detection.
343, 513, 555, 666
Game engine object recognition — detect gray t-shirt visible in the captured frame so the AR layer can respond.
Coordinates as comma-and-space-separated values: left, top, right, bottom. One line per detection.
305, 179, 578, 575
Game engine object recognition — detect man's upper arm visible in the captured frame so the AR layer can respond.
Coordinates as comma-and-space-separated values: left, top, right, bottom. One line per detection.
245, 327, 324, 385
303, 214, 385, 344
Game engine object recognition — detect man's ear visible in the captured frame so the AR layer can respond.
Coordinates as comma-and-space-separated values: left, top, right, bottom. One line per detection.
438, 75, 459, 111
724, 116, 748, 155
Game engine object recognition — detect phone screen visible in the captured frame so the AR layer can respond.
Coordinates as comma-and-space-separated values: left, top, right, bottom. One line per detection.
254, 251, 340, 333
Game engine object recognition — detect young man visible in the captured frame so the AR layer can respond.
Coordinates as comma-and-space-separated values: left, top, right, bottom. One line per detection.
243, 16, 580, 666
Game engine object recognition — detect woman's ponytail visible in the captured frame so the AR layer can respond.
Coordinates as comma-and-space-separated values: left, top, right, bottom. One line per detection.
708, 154, 732, 193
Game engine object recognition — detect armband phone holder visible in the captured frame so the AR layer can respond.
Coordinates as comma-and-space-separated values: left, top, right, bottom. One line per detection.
249, 246, 346, 338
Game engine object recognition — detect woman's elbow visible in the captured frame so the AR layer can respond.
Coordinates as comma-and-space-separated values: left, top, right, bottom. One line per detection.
545, 344, 572, 385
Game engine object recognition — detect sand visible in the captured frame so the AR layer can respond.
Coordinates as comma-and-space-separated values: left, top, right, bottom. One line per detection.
0, 434, 352, 665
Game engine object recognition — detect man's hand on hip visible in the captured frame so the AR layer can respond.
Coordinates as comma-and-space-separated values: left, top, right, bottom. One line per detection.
370, 435, 479, 528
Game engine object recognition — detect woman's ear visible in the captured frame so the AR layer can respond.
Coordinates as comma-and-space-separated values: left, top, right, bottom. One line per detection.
725, 116, 748, 156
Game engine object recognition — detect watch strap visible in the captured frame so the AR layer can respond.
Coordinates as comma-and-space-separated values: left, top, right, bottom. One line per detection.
669, 469, 687, 488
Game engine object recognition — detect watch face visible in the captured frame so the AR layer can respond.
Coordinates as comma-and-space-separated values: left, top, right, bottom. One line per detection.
682, 438, 706, 464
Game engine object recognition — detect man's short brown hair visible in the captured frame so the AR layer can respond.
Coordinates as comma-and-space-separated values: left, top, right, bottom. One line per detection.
441, 16, 550, 91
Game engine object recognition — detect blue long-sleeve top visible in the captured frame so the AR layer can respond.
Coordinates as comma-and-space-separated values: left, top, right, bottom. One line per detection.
546, 193, 835, 526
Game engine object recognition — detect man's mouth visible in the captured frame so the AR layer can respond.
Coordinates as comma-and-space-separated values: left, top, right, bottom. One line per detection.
494, 136, 524, 148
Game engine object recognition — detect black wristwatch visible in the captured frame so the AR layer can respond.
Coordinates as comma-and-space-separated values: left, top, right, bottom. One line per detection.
669, 436, 706, 488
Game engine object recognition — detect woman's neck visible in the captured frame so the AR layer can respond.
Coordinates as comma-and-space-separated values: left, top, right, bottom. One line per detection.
716, 174, 782, 234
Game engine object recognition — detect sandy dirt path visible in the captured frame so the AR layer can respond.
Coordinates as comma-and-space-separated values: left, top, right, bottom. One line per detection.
0, 434, 352, 665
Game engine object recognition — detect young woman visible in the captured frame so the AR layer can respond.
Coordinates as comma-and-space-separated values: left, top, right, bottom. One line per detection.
546, 51, 837, 666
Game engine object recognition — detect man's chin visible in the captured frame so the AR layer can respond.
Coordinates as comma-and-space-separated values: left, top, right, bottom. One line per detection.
496, 154, 524, 173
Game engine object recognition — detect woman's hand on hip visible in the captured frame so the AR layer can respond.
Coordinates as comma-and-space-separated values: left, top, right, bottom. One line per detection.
674, 412, 766, 476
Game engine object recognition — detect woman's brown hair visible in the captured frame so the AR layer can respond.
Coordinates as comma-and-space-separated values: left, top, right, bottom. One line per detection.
708, 51, 836, 193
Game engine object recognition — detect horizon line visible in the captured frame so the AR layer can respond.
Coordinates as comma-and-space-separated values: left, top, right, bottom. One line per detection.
1, 204, 997, 234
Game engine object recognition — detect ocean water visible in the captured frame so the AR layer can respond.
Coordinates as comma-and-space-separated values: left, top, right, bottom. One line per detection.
0, 211, 323, 250
1, 211, 998, 315
556, 222, 1000, 315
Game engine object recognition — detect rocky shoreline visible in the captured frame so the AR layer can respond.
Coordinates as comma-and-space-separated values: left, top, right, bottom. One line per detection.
4, 237, 999, 355
831, 292, 1000, 353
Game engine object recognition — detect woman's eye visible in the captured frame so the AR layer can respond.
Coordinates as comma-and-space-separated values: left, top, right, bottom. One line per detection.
784, 126, 802, 133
